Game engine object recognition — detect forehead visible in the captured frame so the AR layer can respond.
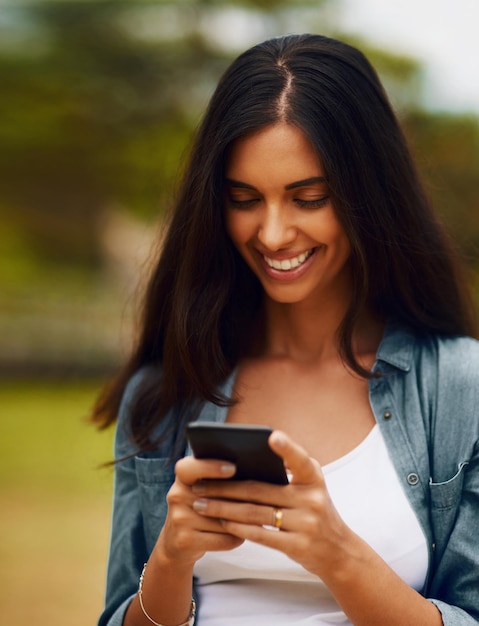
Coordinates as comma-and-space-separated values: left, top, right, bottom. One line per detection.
225, 123, 324, 181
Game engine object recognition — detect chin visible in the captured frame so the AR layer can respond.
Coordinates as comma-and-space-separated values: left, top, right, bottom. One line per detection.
262, 286, 312, 305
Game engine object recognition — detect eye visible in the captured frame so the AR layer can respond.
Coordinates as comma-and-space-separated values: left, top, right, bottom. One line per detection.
227, 197, 259, 209
294, 196, 329, 209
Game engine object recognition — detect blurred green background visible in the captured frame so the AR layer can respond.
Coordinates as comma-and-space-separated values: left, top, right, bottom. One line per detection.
1, 0, 478, 624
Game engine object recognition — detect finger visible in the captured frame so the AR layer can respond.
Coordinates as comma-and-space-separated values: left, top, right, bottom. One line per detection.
161, 495, 245, 562
193, 498, 288, 530
160, 517, 244, 561
196, 532, 245, 552
220, 518, 287, 552
268, 430, 322, 485
175, 456, 236, 486
191, 477, 289, 507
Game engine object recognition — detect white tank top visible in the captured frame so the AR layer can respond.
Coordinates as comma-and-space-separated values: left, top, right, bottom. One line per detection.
193, 425, 428, 625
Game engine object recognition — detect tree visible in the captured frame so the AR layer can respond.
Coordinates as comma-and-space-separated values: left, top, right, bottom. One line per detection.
404, 111, 479, 260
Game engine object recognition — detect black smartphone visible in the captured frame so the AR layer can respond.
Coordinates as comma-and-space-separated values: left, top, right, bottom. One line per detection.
185, 421, 288, 485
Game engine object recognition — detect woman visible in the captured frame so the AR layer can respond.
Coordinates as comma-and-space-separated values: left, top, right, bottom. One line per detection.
95, 34, 479, 625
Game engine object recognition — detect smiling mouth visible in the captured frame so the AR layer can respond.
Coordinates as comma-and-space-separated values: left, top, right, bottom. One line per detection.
263, 248, 315, 271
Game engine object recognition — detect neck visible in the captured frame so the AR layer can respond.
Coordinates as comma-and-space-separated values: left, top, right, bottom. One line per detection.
259, 297, 383, 367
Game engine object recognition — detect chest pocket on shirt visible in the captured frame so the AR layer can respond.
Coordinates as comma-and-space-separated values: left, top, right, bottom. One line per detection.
429, 461, 469, 546
135, 456, 176, 553
429, 461, 469, 510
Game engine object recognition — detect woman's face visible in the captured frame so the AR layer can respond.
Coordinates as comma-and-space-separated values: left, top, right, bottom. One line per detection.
224, 123, 352, 307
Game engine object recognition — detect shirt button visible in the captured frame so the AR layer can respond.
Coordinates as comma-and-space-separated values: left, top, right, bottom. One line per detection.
407, 473, 419, 485
383, 411, 392, 420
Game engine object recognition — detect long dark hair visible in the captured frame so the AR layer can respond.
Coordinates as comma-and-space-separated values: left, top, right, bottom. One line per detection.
92, 34, 476, 452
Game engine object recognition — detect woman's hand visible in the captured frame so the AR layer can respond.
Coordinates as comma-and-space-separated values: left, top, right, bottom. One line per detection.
189, 430, 355, 581
155, 456, 245, 567
126, 458, 244, 626
153, 432, 443, 626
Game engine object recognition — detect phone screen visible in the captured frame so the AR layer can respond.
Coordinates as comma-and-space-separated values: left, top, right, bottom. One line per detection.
185, 422, 288, 485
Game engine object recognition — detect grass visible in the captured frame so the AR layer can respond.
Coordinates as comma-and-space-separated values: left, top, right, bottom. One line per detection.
0, 380, 115, 626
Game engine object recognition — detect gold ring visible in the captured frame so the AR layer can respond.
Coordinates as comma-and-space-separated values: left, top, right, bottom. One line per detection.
272, 507, 283, 529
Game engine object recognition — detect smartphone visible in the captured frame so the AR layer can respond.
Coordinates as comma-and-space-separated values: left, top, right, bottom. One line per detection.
185, 421, 288, 485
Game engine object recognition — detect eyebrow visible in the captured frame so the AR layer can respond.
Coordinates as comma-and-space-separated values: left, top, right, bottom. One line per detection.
225, 176, 327, 191
285, 176, 327, 190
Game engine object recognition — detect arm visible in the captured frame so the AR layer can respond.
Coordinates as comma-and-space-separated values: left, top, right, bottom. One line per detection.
98, 370, 155, 626
123, 553, 195, 626
98, 427, 197, 626
97, 454, 148, 626
98, 370, 243, 626
98, 369, 190, 626
122, 455, 243, 626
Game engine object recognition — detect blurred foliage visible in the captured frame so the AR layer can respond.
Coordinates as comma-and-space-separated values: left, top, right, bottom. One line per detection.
0, 0, 478, 372
404, 111, 479, 260
339, 35, 425, 113
0, 0, 329, 268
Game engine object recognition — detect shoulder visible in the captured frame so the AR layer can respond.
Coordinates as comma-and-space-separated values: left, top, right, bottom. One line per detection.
380, 324, 479, 418
416, 334, 479, 438
433, 336, 479, 414
416, 333, 479, 382
408, 333, 479, 405
431, 332, 479, 357
378, 322, 479, 379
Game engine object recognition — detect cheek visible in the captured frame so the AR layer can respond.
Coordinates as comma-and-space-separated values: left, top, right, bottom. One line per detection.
337, 235, 352, 267
321, 214, 351, 257
332, 228, 351, 259
334, 221, 351, 253
225, 212, 253, 250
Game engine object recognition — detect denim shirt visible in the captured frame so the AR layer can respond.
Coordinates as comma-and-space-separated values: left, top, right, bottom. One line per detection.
98, 323, 479, 625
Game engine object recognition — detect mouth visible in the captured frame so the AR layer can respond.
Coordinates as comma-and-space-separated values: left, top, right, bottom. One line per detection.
263, 248, 315, 271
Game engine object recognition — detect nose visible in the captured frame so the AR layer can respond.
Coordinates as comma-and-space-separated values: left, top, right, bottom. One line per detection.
257, 205, 296, 251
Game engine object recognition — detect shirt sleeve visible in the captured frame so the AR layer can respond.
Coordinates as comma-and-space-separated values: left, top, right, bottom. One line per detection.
97, 370, 155, 626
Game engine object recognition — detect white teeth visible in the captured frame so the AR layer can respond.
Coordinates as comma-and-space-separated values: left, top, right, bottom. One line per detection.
264, 249, 313, 271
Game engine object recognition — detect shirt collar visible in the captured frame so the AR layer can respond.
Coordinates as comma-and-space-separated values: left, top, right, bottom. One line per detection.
375, 320, 415, 372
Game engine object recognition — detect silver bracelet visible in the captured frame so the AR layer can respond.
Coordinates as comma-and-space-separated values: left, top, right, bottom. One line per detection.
138, 563, 196, 626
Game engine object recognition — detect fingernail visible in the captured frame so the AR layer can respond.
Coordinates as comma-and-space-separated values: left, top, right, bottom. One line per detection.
193, 498, 208, 512
271, 432, 286, 447
220, 463, 236, 475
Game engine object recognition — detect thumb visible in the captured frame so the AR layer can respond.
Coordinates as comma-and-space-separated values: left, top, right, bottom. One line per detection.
269, 430, 322, 485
